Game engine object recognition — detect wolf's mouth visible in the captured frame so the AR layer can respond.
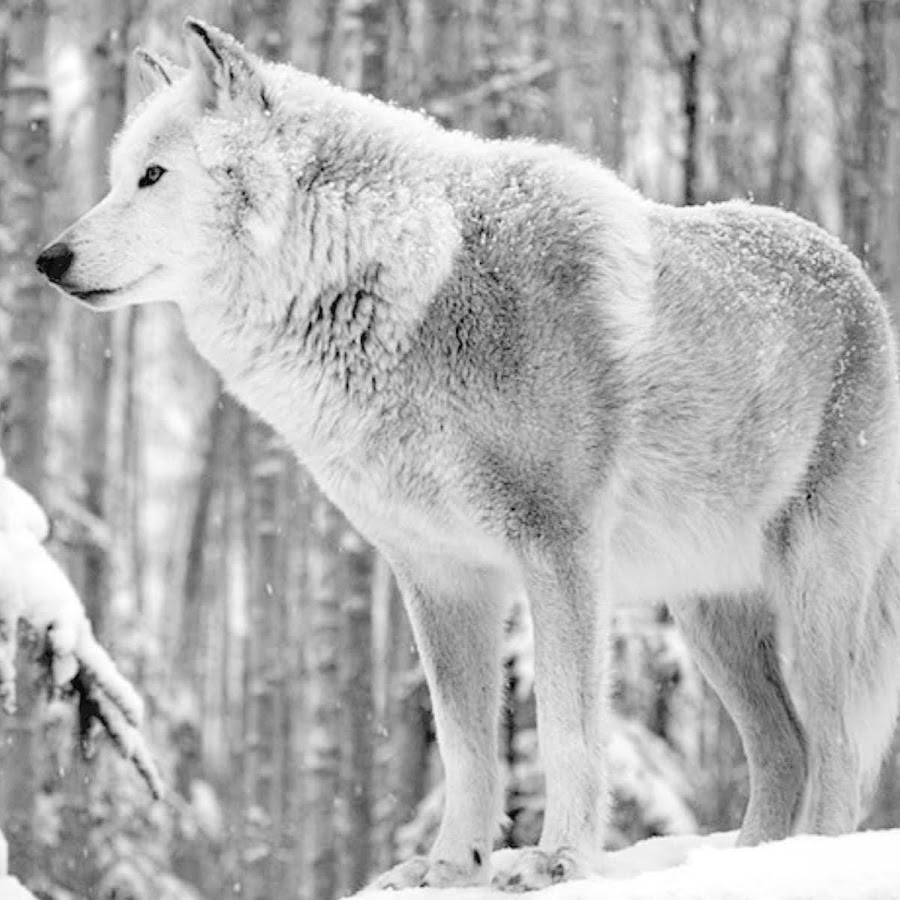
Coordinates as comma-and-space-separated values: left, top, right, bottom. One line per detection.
72, 287, 118, 300
67, 266, 162, 303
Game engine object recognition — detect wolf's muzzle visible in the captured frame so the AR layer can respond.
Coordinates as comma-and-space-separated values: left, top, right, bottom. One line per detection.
35, 242, 74, 285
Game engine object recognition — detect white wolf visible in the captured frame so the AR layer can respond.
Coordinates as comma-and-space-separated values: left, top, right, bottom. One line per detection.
37, 19, 900, 891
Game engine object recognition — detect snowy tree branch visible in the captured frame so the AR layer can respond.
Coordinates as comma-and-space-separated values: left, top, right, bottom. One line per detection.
0, 454, 163, 800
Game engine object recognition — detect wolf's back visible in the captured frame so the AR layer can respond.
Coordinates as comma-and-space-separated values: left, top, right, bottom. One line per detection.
641, 200, 899, 489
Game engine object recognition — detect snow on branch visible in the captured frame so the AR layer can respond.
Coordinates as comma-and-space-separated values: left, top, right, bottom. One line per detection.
0, 455, 163, 800
0, 829, 39, 899
360, 830, 900, 900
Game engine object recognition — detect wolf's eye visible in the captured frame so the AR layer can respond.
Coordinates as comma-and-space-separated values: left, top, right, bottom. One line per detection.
138, 164, 166, 189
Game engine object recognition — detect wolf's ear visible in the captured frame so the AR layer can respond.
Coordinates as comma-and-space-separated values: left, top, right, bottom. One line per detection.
134, 48, 183, 97
183, 18, 266, 112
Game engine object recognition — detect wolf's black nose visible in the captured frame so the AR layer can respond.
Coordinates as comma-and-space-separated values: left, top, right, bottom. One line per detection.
35, 242, 74, 284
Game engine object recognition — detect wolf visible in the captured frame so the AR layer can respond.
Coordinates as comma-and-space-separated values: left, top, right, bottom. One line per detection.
36, 19, 900, 891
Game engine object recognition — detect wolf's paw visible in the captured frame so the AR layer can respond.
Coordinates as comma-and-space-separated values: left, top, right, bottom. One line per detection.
367, 855, 485, 890
490, 847, 587, 892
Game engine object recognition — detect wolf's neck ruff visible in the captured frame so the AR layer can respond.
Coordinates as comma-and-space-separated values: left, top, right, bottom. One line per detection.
182, 257, 420, 465
297, 267, 409, 397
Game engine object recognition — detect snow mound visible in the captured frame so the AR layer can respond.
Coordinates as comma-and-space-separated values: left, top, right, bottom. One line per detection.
0, 830, 37, 898
0, 876, 38, 899
360, 830, 900, 900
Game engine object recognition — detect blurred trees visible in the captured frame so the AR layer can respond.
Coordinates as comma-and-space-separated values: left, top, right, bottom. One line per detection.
0, 1, 898, 900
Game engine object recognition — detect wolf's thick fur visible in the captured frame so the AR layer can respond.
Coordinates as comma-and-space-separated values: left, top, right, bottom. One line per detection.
38, 21, 900, 890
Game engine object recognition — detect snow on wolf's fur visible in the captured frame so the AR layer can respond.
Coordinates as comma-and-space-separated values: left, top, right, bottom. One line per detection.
37, 18, 900, 892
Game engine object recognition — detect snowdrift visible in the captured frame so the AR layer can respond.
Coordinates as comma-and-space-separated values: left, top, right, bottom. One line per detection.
359, 830, 900, 900
0, 876, 36, 899
0, 832, 38, 899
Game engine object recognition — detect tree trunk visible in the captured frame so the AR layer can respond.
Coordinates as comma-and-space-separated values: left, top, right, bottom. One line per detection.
118, 308, 146, 615
881, 2, 900, 323
178, 392, 228, 681
0, 0, 52, 883
302, 500, 345, 900
338, 531, 376, 894
769, 1, 801, 206
847, 0, 889, 285
77, 0, 131, 636
338, 0, 389, 96
682, 0, 703, 205
243, 425, 287, 900
609, 3, 628, 171
281, 472, 310, 894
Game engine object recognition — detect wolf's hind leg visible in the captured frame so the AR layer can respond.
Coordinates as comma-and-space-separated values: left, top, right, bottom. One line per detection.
787, 531, 900, 833
772, 527, 874, 836
850, 537, 900, 816
368, 554, 506, 890
670, 593, 807, 845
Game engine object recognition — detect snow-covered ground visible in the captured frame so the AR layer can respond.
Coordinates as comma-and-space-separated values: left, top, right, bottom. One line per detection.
360, 830, 900, 900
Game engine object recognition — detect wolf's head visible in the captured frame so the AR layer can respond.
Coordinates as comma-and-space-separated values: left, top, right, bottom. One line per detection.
37, 20, 459, 334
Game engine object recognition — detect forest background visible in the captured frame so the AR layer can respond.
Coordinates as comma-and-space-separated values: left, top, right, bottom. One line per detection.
1, 1, 900, 899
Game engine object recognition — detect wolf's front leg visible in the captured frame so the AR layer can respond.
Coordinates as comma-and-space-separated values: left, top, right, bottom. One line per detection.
492, 542, 609, 891
369, 555, 507, 890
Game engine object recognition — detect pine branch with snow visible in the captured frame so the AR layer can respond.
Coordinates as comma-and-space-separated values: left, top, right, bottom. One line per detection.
0, 455, 163, 800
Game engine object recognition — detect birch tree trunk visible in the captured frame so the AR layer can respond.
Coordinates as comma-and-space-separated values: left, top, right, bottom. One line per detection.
0, 0, 52, 881
338, 528, 376, 893
682, 0, 704, 205
77, 0, 131, 635
178, 392, 228, 682
768, 0, 801, 206
302, 500, 344, 900
846, 0, 888, 285
243, 426, 286, 900
881, 1, 900, 324
118, 307, 146, 614
654, 0, 705, 204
